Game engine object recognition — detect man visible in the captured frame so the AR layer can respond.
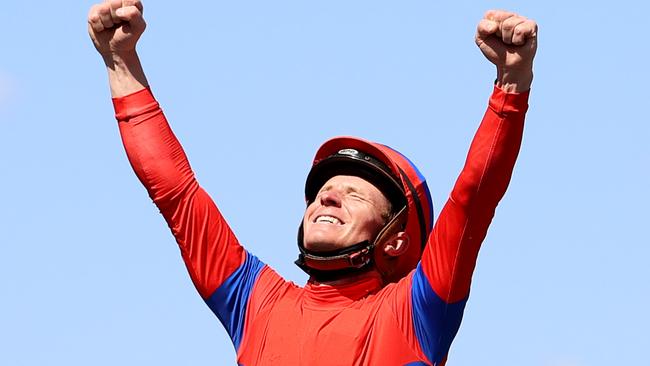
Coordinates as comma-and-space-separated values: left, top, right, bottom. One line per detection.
88, 1, 537, 365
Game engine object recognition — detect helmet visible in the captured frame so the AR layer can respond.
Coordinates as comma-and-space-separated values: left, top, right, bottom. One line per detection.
296, 136, 434, 283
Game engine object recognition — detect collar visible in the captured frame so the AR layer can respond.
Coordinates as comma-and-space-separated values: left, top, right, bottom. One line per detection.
302, 270, 384, 309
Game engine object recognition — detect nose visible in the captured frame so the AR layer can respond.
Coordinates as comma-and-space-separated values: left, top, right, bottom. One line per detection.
319, 190, 342, 207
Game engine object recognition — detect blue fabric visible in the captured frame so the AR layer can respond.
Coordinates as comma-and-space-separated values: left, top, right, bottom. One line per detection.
388, 146, 435, 231
411, 264, 467, 365
205, 252, 265, 350
421, 181, 434, 231
382, 144, 426, 181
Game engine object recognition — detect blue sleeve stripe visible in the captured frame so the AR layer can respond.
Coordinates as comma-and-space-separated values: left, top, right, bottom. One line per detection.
411, 264, 468, 365
205, 252, 265, 350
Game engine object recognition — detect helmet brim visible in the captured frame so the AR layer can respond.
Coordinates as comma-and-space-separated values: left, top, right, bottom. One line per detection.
304, 148, 406, 210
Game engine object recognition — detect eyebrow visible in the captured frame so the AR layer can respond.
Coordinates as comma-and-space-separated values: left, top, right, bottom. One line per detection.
319, 183, 362, 195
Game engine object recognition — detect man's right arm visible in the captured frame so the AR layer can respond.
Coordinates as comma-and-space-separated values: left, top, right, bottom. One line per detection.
89, 1, 272, 350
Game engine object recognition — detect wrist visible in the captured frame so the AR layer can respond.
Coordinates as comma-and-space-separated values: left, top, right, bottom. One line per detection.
103, 50, 149, 98
101, 49, 138, 68
495, 67, 533, 93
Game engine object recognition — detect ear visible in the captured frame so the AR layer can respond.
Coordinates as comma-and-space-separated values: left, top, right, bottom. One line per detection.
382, 231, 410, 257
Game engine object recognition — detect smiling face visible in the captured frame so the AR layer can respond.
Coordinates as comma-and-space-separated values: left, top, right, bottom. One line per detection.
302, 175, 391, 253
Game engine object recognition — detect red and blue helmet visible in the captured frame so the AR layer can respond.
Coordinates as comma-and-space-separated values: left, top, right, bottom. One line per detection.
298, 136, 434, 283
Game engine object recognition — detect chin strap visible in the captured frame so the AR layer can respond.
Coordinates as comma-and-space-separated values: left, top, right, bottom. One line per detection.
297, 240, 374, 271
295, 207, 407, 280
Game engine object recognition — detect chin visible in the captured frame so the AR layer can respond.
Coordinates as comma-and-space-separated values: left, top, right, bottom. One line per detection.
303, 226, 344, 252
303, 237, 342, 253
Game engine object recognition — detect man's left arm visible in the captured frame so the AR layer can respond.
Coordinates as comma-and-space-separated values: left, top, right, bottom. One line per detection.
407, 11, 538, 364
420, 9, 538, 302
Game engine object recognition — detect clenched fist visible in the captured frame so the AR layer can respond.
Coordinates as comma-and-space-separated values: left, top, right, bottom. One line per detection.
88, 0, 146, 57
475, 10, 537, 92
88, 0, 149, 96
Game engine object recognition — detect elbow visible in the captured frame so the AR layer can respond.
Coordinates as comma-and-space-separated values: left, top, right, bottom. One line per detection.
450, 168, 482, 208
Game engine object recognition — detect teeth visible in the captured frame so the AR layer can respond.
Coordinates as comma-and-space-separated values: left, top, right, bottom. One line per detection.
316, 215, 341, 224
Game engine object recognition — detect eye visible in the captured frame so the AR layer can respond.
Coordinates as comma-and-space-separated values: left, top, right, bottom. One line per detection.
348, 192, 365, 201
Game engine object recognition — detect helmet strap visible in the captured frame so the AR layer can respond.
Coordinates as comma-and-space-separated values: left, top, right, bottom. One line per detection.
295, 206, 408, 281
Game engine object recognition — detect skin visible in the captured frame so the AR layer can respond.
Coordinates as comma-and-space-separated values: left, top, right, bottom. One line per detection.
88, 0, 148, 97
302, 175, 391, 253
88, 1, 538, 259
88, 4, 537, 96
475, 10, 538, 92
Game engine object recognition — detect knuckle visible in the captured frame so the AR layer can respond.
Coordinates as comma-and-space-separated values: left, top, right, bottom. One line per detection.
92, 23, 105, 32
89, 14, 101, 23
98, 8, 110, 18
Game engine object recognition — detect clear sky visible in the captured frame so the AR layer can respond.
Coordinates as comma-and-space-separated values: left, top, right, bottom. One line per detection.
1, 1, 648, 365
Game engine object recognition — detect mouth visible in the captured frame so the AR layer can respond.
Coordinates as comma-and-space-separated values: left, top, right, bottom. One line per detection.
314, 215, 343, 225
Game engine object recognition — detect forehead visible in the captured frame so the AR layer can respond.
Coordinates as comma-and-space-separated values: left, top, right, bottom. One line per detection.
319, 175, 388, 200
320, 174, 374, 188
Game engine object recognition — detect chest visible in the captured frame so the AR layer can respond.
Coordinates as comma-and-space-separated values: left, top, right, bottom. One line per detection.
237, 297, 425, 366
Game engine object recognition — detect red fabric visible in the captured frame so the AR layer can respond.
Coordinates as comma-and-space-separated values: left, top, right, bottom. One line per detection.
114, 88, 246, 298
113, 86, 529, 365
241, 268, 431, 365
422, 86, 529, 303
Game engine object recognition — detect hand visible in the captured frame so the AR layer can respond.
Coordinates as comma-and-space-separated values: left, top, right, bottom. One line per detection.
88, 0, 146, 58
475, 10, 538, 92
88, 0, 149, 97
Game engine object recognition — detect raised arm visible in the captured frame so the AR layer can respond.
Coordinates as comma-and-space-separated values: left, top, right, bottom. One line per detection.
423, 10, 537, 301
407, 11, 537, 363
88, 1, 269, 349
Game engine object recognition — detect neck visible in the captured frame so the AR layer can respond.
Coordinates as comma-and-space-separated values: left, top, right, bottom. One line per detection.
309, 268, 383, 287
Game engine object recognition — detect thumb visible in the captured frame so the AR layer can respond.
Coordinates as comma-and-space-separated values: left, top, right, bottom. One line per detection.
121, 0, 144, 13
115, 5, 146, 32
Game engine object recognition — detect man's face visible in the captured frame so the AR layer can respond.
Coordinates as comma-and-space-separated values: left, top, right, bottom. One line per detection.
302, 175, 391, 252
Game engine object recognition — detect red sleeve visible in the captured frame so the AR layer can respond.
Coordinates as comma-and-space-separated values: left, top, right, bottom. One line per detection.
421, 86, 530, 303
112, 88, 246, 299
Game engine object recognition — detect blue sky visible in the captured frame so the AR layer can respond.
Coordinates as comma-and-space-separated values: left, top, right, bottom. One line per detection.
1, 1, 648, 365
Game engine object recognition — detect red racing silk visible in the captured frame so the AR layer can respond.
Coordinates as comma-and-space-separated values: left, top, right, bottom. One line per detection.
113, 86, 529, 365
